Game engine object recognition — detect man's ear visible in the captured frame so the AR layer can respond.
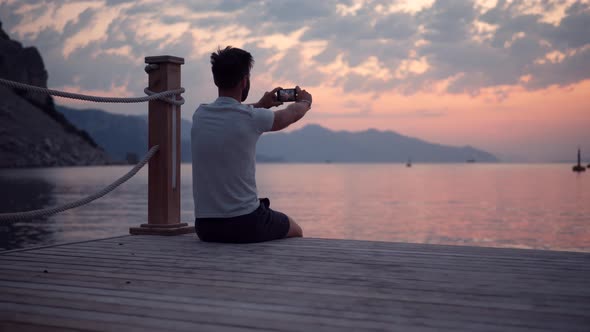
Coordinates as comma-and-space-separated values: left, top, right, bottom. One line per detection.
241, 76, 248, 88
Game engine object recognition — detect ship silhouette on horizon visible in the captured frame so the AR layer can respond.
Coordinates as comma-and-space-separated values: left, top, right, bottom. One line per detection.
573, 148, 586, 172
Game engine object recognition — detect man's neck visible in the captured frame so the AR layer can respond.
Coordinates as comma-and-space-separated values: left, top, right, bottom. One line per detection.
218, 89, 241, 103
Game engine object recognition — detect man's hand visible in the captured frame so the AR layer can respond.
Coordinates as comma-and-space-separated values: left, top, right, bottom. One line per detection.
295, 86, 312, 107
270, 85, 313, 132
253, 87, 283, 109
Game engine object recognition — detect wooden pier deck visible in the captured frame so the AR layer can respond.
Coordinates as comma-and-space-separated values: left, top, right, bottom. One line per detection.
0, 235, 589, 331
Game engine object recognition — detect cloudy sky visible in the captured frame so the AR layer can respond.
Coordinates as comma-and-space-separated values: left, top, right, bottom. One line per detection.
1, 0, 589, 161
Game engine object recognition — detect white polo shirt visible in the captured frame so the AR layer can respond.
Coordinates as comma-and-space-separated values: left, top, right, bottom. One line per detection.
191, 97, 274, 218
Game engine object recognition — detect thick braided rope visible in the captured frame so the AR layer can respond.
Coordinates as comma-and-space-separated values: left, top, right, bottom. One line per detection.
0, 78, 184, 105
144, 88, 184, 105
0, 145, 159, 222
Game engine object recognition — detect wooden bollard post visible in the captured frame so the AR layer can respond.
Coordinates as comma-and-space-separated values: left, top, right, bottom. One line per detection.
130, 55, 194, 235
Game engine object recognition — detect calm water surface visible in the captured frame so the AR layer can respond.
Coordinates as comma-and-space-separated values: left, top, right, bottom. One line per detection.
0, 163, 588, 251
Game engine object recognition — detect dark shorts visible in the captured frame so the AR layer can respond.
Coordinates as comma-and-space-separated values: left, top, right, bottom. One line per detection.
195, 198, 290, 243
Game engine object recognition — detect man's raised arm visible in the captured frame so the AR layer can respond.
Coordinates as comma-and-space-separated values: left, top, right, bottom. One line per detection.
271, 86, 312, 132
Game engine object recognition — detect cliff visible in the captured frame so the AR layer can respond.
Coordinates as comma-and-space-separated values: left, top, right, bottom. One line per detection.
0, 22, 109, 168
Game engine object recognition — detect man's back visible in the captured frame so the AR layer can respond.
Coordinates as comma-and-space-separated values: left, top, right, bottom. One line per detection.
191, 96, 274, 218
192, 46, 308, 242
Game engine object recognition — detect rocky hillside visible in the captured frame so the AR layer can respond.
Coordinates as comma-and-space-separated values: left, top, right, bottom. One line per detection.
0, 22, 109, 168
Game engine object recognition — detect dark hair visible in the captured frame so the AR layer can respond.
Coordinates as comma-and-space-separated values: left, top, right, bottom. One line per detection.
210, 46, 254, 89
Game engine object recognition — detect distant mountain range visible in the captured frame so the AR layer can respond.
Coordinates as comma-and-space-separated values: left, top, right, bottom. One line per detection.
259, 124, 498, 162
57, 106, 499, 163
57, 105, 192, 162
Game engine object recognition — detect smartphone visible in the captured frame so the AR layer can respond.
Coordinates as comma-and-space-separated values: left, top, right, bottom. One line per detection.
276, 88, 297, 102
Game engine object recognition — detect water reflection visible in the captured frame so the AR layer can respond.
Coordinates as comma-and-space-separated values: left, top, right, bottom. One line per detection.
256, 163, 590, 252
0, 173, 56, 250
0, 165, 195, 250
0, 164, 588, 252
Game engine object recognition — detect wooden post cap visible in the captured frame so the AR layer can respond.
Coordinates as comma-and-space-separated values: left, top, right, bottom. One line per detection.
145, 56, 185, 65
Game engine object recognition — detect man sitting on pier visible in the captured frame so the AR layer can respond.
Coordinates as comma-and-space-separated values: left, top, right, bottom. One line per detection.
191, 46, 311, 243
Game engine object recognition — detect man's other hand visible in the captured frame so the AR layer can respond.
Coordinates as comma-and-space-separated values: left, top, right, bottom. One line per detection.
295, 86, 312, 107
254, 87, 283, 108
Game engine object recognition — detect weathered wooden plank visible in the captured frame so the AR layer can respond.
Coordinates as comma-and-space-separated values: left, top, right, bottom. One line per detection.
0, 235, 130, 255
0, 320, 84, 332
5, 248, 589, 285
2, 258, 589, 302
7, 248, 587, 284
1, 281, 586, 331
41, 242, 590, 275
4, 257, 588, 296
9, 240, 589, 274
60, 238, 590, 265
3, 252, 588, 298
258, 237, 590, 255
2, 245, 588, 300
0, 291, 404, 332
1, 265, 589, 318
1, 311, 142, 332
66, 235, 590, 265
1, 235, 589, 331
1, 280, 583, 329
97, 235, 590, 261
88, 235, 585, 262
0, 302, 266, 332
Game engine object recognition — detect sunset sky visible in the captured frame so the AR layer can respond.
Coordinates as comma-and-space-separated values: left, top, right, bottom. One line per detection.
1, 0, 589, 162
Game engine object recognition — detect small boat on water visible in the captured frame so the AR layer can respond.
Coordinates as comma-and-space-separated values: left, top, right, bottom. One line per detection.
572, 148, 586, 172
573, 165, 585, 172
406, 159, 412, 167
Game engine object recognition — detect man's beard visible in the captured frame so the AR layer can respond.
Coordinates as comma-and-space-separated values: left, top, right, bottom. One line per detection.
241, 78, 250, 102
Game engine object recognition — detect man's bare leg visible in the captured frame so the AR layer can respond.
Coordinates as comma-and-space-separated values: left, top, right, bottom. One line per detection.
286, 216, 303, 238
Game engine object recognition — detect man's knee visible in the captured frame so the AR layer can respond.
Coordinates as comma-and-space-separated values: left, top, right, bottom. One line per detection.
286, 216, 303, 238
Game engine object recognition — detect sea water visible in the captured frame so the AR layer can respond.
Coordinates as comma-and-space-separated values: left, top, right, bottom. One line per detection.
1, 163, 588, 251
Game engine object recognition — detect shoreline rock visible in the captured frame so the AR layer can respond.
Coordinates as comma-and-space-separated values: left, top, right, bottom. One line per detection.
0, 21, 110, 168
